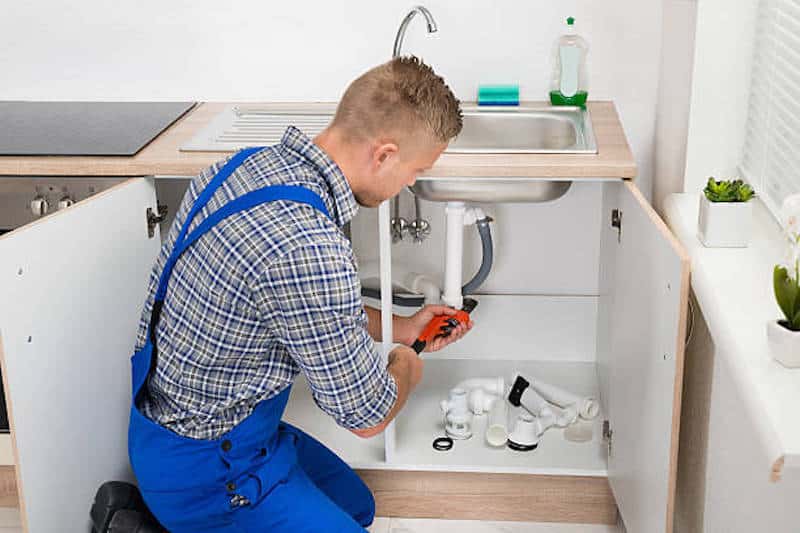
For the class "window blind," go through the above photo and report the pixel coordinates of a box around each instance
[740,0,800,215]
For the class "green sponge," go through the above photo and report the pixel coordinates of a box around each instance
[478,85,520,106]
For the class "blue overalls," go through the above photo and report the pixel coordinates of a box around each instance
[128,147,375,532]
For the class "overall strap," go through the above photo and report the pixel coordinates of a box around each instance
[178,148,263,243]
[155,146,263,301]
[144,150,331,377]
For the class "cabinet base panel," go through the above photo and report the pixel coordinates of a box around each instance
[0,466,18,508]
[356,469,618,525]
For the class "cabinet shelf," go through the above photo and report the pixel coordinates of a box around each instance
[392,358,606,476]
[283,358,606,477]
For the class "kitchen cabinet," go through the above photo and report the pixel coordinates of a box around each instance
[0,175,688,532]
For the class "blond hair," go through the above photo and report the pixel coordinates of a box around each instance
[332,56,462,144]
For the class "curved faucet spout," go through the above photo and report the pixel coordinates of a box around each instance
[393,6,438,58]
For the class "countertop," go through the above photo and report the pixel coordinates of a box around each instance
[0,102,636,179]
[664,193,800,479]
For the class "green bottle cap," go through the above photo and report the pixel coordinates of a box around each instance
[567,17,575,25]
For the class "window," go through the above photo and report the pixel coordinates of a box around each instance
[740,0,800,216]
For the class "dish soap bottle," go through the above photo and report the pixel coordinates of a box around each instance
[549,17,589,108]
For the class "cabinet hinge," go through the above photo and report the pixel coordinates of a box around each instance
[146,205,168,239]
[611,209,623,243]
[602,419,613,458]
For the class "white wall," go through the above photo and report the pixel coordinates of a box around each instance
[1,0,664,198]
[683,0,759,193]
[653,0,697,212]
[1,1,669,300]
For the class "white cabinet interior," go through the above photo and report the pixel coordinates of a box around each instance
[0,177,688,533]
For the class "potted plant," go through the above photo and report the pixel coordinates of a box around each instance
[698,177,756,247]
[768,194,800,367]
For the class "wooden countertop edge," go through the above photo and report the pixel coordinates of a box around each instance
[0,101,637,178]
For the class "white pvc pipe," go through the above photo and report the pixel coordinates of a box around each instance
[454,377,505,396]
[518,386,577,435]
[485,398,508,447]
[443,201,466,308]
[406,272,442,304]
[467,388,497,415]
[378,200,396,460]
[529,377,600,420]
[440,388,473,440]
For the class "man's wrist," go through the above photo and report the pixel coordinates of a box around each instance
[392,315,415,346]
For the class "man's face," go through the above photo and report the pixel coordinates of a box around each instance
[353,138,447,208]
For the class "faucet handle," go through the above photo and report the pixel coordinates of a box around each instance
[409,218,431,243]
[390,217,408,243]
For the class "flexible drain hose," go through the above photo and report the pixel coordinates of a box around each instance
[361,287,425,308]
[361,213,493,306]
[462,216,494,296]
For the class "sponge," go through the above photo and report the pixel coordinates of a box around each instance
[477,85,520,106]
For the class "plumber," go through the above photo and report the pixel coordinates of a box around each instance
[127,56,471,532]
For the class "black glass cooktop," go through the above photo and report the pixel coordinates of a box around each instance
[0,101,195,156]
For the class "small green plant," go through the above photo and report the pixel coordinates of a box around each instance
[774,264,800,331]
[775,194,800,331]
[703,177,756,203]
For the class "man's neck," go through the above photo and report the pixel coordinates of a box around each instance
[313,128,358,193]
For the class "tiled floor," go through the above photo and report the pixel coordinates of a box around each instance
[370,518,622,533]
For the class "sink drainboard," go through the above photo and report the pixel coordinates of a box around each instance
[181,106,334,152]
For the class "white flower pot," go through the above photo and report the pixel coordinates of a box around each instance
[697,195,753,248]
[767,319,800,368]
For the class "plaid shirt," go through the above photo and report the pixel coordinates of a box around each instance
[135,127,397,440]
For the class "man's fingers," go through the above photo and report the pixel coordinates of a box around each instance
[425,305,457,316]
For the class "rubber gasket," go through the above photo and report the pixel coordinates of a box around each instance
[432,436,454,451]
[507,440,538,452]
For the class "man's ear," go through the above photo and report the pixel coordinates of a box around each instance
[372,141,399,171]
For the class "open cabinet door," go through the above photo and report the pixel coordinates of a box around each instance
[0,178,161,532]
[597,181,689,533]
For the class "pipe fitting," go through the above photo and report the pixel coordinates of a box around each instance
[455,377,505,397]
[440,388,473,440]
[507,412,540,451]
[513,373,600,421]
[405,272,442,305]
[467,388,497,416]
[485,397,508,447]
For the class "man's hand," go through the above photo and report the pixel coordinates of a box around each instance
[396,304,473,352]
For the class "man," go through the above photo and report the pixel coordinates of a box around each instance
[127,56,470,532]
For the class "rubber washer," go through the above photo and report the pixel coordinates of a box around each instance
[507,440,538,452]
[432,436,454,451]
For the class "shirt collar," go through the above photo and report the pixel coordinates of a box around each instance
[280,126,358,227]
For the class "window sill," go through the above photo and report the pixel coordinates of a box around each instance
[664,193,799,480]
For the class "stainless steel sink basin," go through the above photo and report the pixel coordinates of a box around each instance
[410,178,572,203]
[448,106,596,154]
[408,106,592,202]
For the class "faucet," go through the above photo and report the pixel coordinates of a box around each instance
[391,5,437,243]
[393,5,438,58]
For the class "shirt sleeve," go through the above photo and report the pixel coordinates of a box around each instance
[254,240,398,430]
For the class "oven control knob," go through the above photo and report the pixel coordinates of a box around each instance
[30,196,49,217]
[57,195,75,210]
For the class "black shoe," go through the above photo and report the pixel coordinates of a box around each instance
[90,481,164,533]
[108,509,163,533]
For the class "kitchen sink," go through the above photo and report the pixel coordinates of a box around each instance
[182,104,596,156]
[182,104,593,203]
[448,106,596,154]
[409,178,572,203]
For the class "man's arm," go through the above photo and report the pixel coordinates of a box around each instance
[255,241,401,434]
[349,345,422,438]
